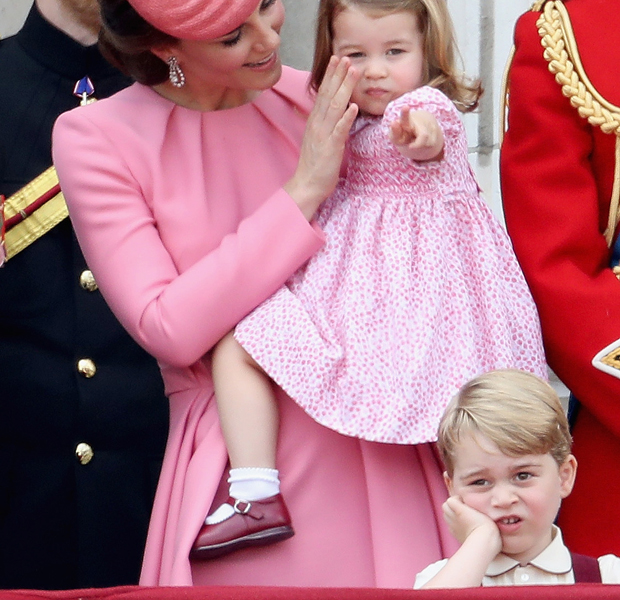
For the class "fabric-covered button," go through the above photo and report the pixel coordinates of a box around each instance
[77,358,96,378]
[79,269,98,292]
[76,443,94,465]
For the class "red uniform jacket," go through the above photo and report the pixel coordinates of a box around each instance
[501,0,620,556]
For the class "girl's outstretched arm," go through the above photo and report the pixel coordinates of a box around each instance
[389,106,444,162]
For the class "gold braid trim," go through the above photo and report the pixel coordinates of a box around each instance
[3,167,68,261]
[538,0,620,245]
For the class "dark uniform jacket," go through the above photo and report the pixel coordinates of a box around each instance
[0,6,169,590]
[501,0,620,557]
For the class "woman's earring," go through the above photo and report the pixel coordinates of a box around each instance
[167,56,186,88]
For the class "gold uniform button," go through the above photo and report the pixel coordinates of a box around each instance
[76,443,94,465]
[79,270,98,292]
[77,358,97,378]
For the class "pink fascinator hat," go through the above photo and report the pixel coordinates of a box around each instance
[127,0,259,40]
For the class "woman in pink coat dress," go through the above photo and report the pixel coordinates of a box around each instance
[52,0,456,587]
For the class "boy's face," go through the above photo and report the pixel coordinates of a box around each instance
[445,432,577,565]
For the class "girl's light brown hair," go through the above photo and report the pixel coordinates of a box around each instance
[311,0,482,113]
[438,370,572,476]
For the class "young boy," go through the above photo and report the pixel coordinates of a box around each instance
[415,369,620,588]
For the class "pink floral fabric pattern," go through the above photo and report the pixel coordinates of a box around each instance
[235,86,546,445]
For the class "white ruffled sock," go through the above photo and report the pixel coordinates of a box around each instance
[205,467,280,525]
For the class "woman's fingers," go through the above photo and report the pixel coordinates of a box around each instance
[336,102,359,139]
[313,56,359,125]
[330,58,359,113]
[304,55,358,165]
[314,56,348,112]
[285,59,359,220]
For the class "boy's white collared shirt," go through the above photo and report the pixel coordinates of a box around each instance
[414,526,620,587]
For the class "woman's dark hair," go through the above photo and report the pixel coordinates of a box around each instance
[98,0,179,85]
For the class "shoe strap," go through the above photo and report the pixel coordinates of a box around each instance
[229,497,266,520]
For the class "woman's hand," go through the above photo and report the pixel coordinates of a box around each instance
[389,107,444,162]
[285,56,360,220]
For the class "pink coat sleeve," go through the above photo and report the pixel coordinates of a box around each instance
[52,109,324,369]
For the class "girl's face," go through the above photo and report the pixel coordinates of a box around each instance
[154,0,285,110]
[331,6,425,116]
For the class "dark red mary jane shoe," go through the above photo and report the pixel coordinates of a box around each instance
[191,494,294,560]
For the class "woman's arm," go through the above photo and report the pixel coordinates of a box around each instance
[52,61,358,369]
[53,113,323,367]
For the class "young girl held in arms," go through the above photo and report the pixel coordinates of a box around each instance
[193,0,546,559]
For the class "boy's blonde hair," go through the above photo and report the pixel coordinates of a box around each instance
[310,0,482,113]
[438,369,572,476]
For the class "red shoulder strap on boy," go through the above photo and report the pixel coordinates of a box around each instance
[571,552,602,583]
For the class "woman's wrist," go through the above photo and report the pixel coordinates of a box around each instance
[284,177,325,221]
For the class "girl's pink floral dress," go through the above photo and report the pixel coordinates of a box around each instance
[236,86,546,445]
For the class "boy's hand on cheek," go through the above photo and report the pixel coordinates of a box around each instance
[443,496,501,554]
[423,496,504,588]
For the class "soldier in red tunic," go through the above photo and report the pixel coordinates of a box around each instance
[501,0,620,557]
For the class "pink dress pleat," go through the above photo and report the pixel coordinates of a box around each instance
[141,374,457,587]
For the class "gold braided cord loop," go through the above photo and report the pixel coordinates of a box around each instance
[537,2,620,134]
[537,1,620,245]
